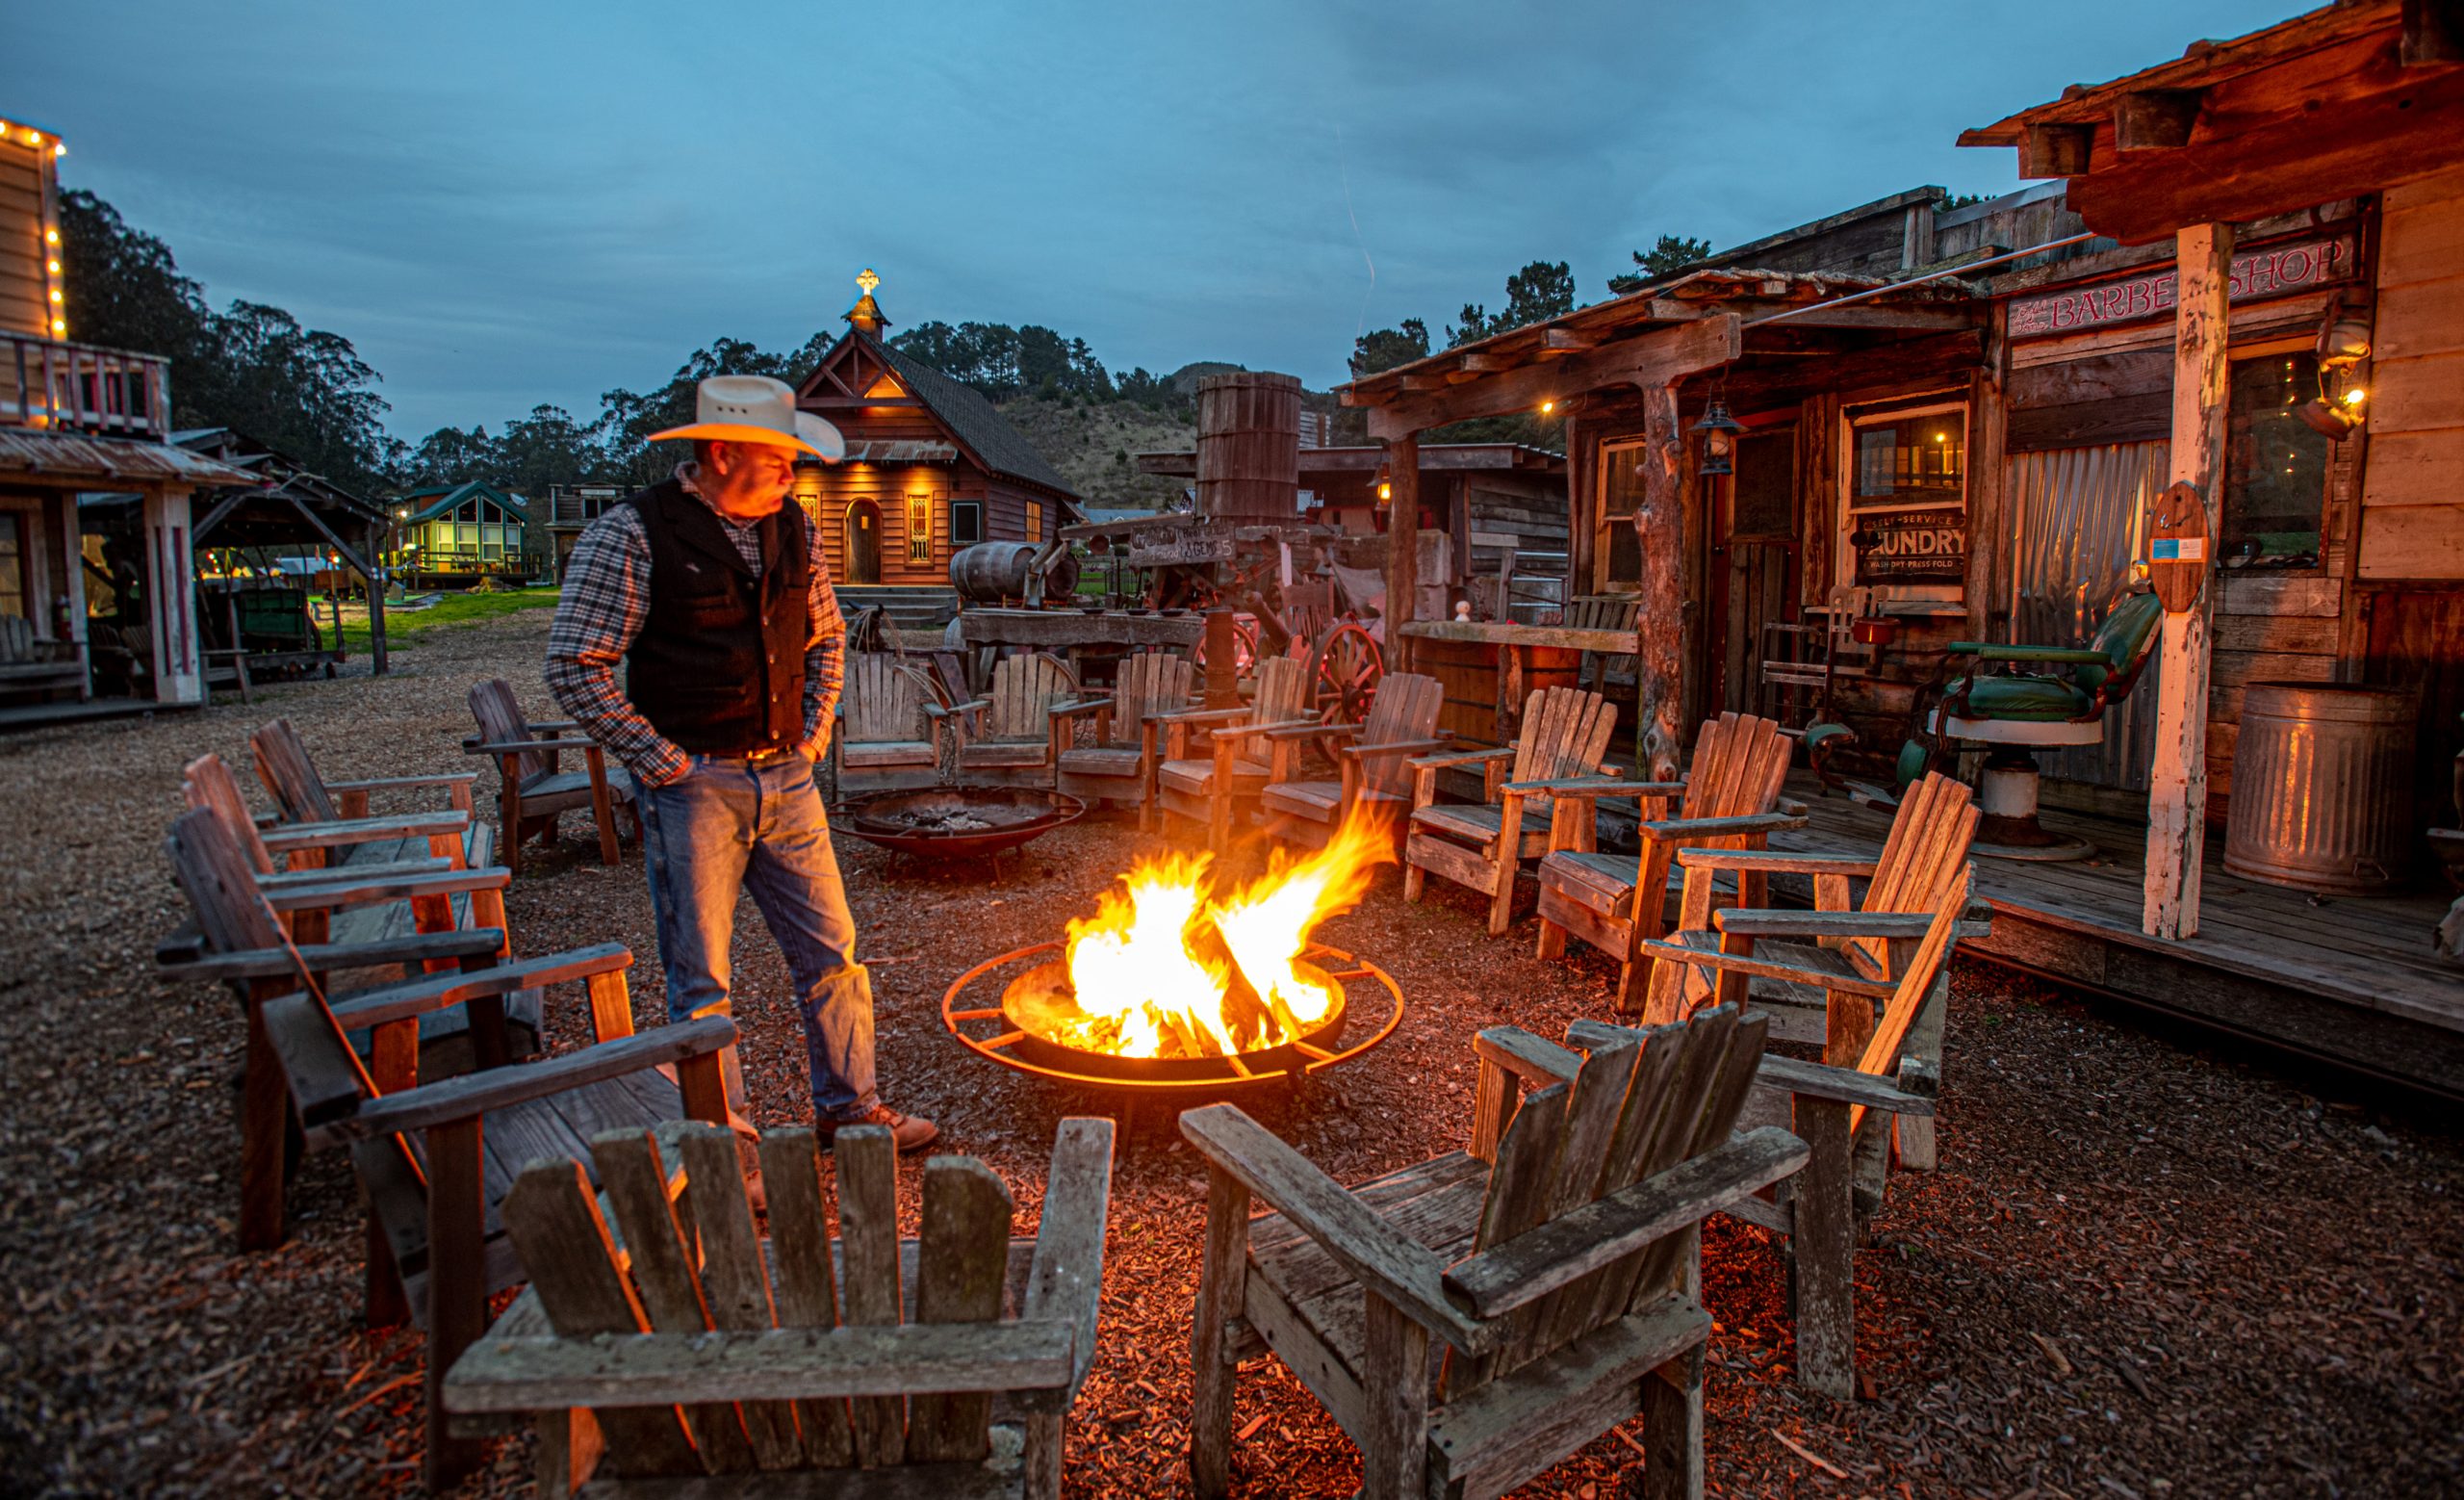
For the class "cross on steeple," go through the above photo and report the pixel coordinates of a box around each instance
[845,268,889,334]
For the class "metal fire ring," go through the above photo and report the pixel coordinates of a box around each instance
[939,940,1405,1092]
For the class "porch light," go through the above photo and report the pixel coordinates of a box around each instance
[1692,400,1743,478]
[1371,460,1394,505]
[2297,395,2359,439]
[1540,400,1555,415]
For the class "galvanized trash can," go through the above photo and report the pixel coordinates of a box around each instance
[2223,683,2419,893]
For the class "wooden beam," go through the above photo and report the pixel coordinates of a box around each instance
[2020,123,2094,177]
[2113,89,2204,150]
[1538,328,1598,352]
[1399,375,1450,392]
[1444,369,1483,384]
[1456,353,1514,373]
[1635,386,1684,781]
[1744,303,1978,333]
[1367,315,1740,441]
[1384,434,1421,672]
[2143,222,2232,942]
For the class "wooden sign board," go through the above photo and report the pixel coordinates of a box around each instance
[1126,529,1236,566]
[2008,233,2354,340]
[2146,481,2208,613]
[1852,507,1966,585]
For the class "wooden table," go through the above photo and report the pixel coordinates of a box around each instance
[958,608,1205,679]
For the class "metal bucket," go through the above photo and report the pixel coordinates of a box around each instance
[2223,683,2418,893]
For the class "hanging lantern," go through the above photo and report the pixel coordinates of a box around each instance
[1371,460,1394,506]
[1692,401,1743,478]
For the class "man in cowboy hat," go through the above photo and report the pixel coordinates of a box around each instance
[546,374,937,1158]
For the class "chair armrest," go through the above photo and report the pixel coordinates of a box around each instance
[1673,848,1877,877]
[1505,776,1676,797]
[305,1013,739,1145]
[1754,1054,1935,1116]
[923,697,989,720]
[1180,1103,1489,1354]
[464,737,602,756]
[1268,721,1359,744]
[1443,1127,1808,1320]
[1023,1118,1116,1397]
[1160,706,1251,728]
[157,926,508,982]
[326,944,631,1031]
[1945,641,2111,665]
[1635,811,1808,842]
[1710,906,1992,942]
[527,718,581,733]
[1046,696,1116,722]
[1340,737,1456,763]
[1472,1026,1584,1087]
[261,865,510,914]
[261,811,471,852]
[324,772,482,793]
[256,855,454,891]
[1408,745,1515,772]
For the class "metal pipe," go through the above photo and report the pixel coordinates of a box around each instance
[1742,231,2103,326]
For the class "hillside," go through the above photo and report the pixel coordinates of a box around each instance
[994,397,1196,510]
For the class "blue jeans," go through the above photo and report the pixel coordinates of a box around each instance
[634,753,877,1121]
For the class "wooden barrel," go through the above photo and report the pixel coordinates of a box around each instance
[948,542,1080,603]
[1195,371,1301,519]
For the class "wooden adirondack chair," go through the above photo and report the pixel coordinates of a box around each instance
[445,1118,1116,1499]
[1606,864,1988,1398]
[832,651,948,795]
[159,804,735,1489]
[1144,654,1314,847]
[1257,672,1448,851]
[1051,650,1197,807]
[935,653,1076,788]
[1184,1004,1805,1500]
[1404,685,1620,936]
[1565,594,1640,696]
[169,754,539,1075]
[464,679,636,873]
[252,716,482,871]
[1532,711,1808,1012]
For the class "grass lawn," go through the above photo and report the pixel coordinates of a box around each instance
[332,586,561,656]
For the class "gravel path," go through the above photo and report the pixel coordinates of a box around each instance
[1,609,2455,1498]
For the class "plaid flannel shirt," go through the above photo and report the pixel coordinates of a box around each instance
[545,465,845,788]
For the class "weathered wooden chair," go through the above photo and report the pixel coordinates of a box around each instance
[252,715,482,871]
[935,652,1076,789]
[1145,654,1314,847]
[160,804,735,1489]
[0,611,85,702]
[1404,685,1620,936]
[464,679,635,874]
[446,1117,1116,1499]
[1532,711,1808,1011]
[833,651,949,795]
[1565,593,1640,697]
[1257,671,1448,851]
[1184,1005,1805,1500]
[1051,650,1197,808]
[1603,863,1988,1398]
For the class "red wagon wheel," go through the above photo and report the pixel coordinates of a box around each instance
[1190,614,1260,678]
[1310,620,1384,725]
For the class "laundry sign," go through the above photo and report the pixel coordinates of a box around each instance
[1853,508,1966,584]
[2007,233,2354,338]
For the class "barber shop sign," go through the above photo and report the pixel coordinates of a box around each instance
[2007,233,2354,338]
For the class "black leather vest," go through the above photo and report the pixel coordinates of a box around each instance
[622,478,809,755]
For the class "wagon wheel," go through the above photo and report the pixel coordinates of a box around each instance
[1190,615,1260,677]
[1309,621,1384,725]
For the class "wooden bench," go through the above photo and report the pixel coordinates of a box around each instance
[446,1118,1116,1498]
[0,613,85,702]
[1184,1007,1804,1499]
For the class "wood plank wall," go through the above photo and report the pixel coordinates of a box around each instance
[0,134,50,342]
[2358,168,2464,580]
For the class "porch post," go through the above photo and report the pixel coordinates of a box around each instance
[142,484,203,706]
[52,489,90,700]
[1636,382,1685,780]
[2143,221,2232,939]
[1383,431,1420,672]
[364,518,390,676]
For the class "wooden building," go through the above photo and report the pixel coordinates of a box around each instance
[0,112,257,722]
[794,272,1081,623]
[542,482,623,581]
[1342,1,2464,1096]
[386,479,544,589]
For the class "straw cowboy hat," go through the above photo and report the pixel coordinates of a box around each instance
[649,375,845,461]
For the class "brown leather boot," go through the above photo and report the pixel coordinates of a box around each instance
[816,1103,939,1154]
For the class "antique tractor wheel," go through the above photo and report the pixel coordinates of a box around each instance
[1309,620,1383,725]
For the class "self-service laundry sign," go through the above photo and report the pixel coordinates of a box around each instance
[1854,509,1966,584]
[2007,233,2355,339]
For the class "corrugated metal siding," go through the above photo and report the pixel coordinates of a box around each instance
[2002,441,2168,789]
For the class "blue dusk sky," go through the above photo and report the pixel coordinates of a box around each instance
[7,1,2297,440]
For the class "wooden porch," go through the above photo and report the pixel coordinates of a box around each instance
[1758,783,2464,1100]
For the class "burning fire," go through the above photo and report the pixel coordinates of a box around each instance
[1045,811,1395,1059]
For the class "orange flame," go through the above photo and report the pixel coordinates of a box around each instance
[1054,810,1395,1058]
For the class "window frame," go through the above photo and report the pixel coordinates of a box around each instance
[1592,436,1651,594]
[951,500,985,546]
[1835,394,1971,604]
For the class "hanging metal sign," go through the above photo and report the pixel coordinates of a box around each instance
[2146,481,2209,613]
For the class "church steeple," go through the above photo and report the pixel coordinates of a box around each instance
[844,267,890,335]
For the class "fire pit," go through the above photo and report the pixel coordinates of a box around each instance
[837,786,1085,860]
[940,813,1405,1090]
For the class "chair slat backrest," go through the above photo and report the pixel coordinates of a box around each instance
[1508,685,1617,819]
[1232,656,1313,771]
[1845,868,1971,1138]
[166,804,292,955]
[184,753,278,875]
[468,679,548,784]
[845,653,928,745]
[1353,672,1444,797]
[252,718,339,823]
[1105,653,1195,749]
[1847,771,1980,980]
[1446,1003,1766,1400]
[981,654,1074,741]
[1672,711,1792,824]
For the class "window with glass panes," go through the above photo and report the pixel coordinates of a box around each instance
[2222,351,2330,568]
[0,514,23,619]
[907,495,933,563]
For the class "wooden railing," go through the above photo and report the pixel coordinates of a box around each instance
[0,333,173,440]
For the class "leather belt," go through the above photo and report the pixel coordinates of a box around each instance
[703,745,800,767]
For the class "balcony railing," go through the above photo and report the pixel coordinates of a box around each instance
[2,332,172,441]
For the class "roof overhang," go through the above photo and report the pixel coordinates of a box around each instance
[0,429,262,488]
[1134,443,1565,478]
[1958,0,2464,244]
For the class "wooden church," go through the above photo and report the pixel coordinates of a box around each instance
[794,271,1082,623]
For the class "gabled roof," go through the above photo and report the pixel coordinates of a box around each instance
[398,479,528,525]
[803,329,1080,504]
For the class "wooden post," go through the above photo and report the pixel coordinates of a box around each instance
[2143,222,2232,940]
[1202,607,1238,709]
[1789,1095,1856,1401]
[1636,385,1685,780]
[364,520,389,676]
[1383,432,1420,673]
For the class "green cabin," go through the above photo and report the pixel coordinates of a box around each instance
[385,480,543,588]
